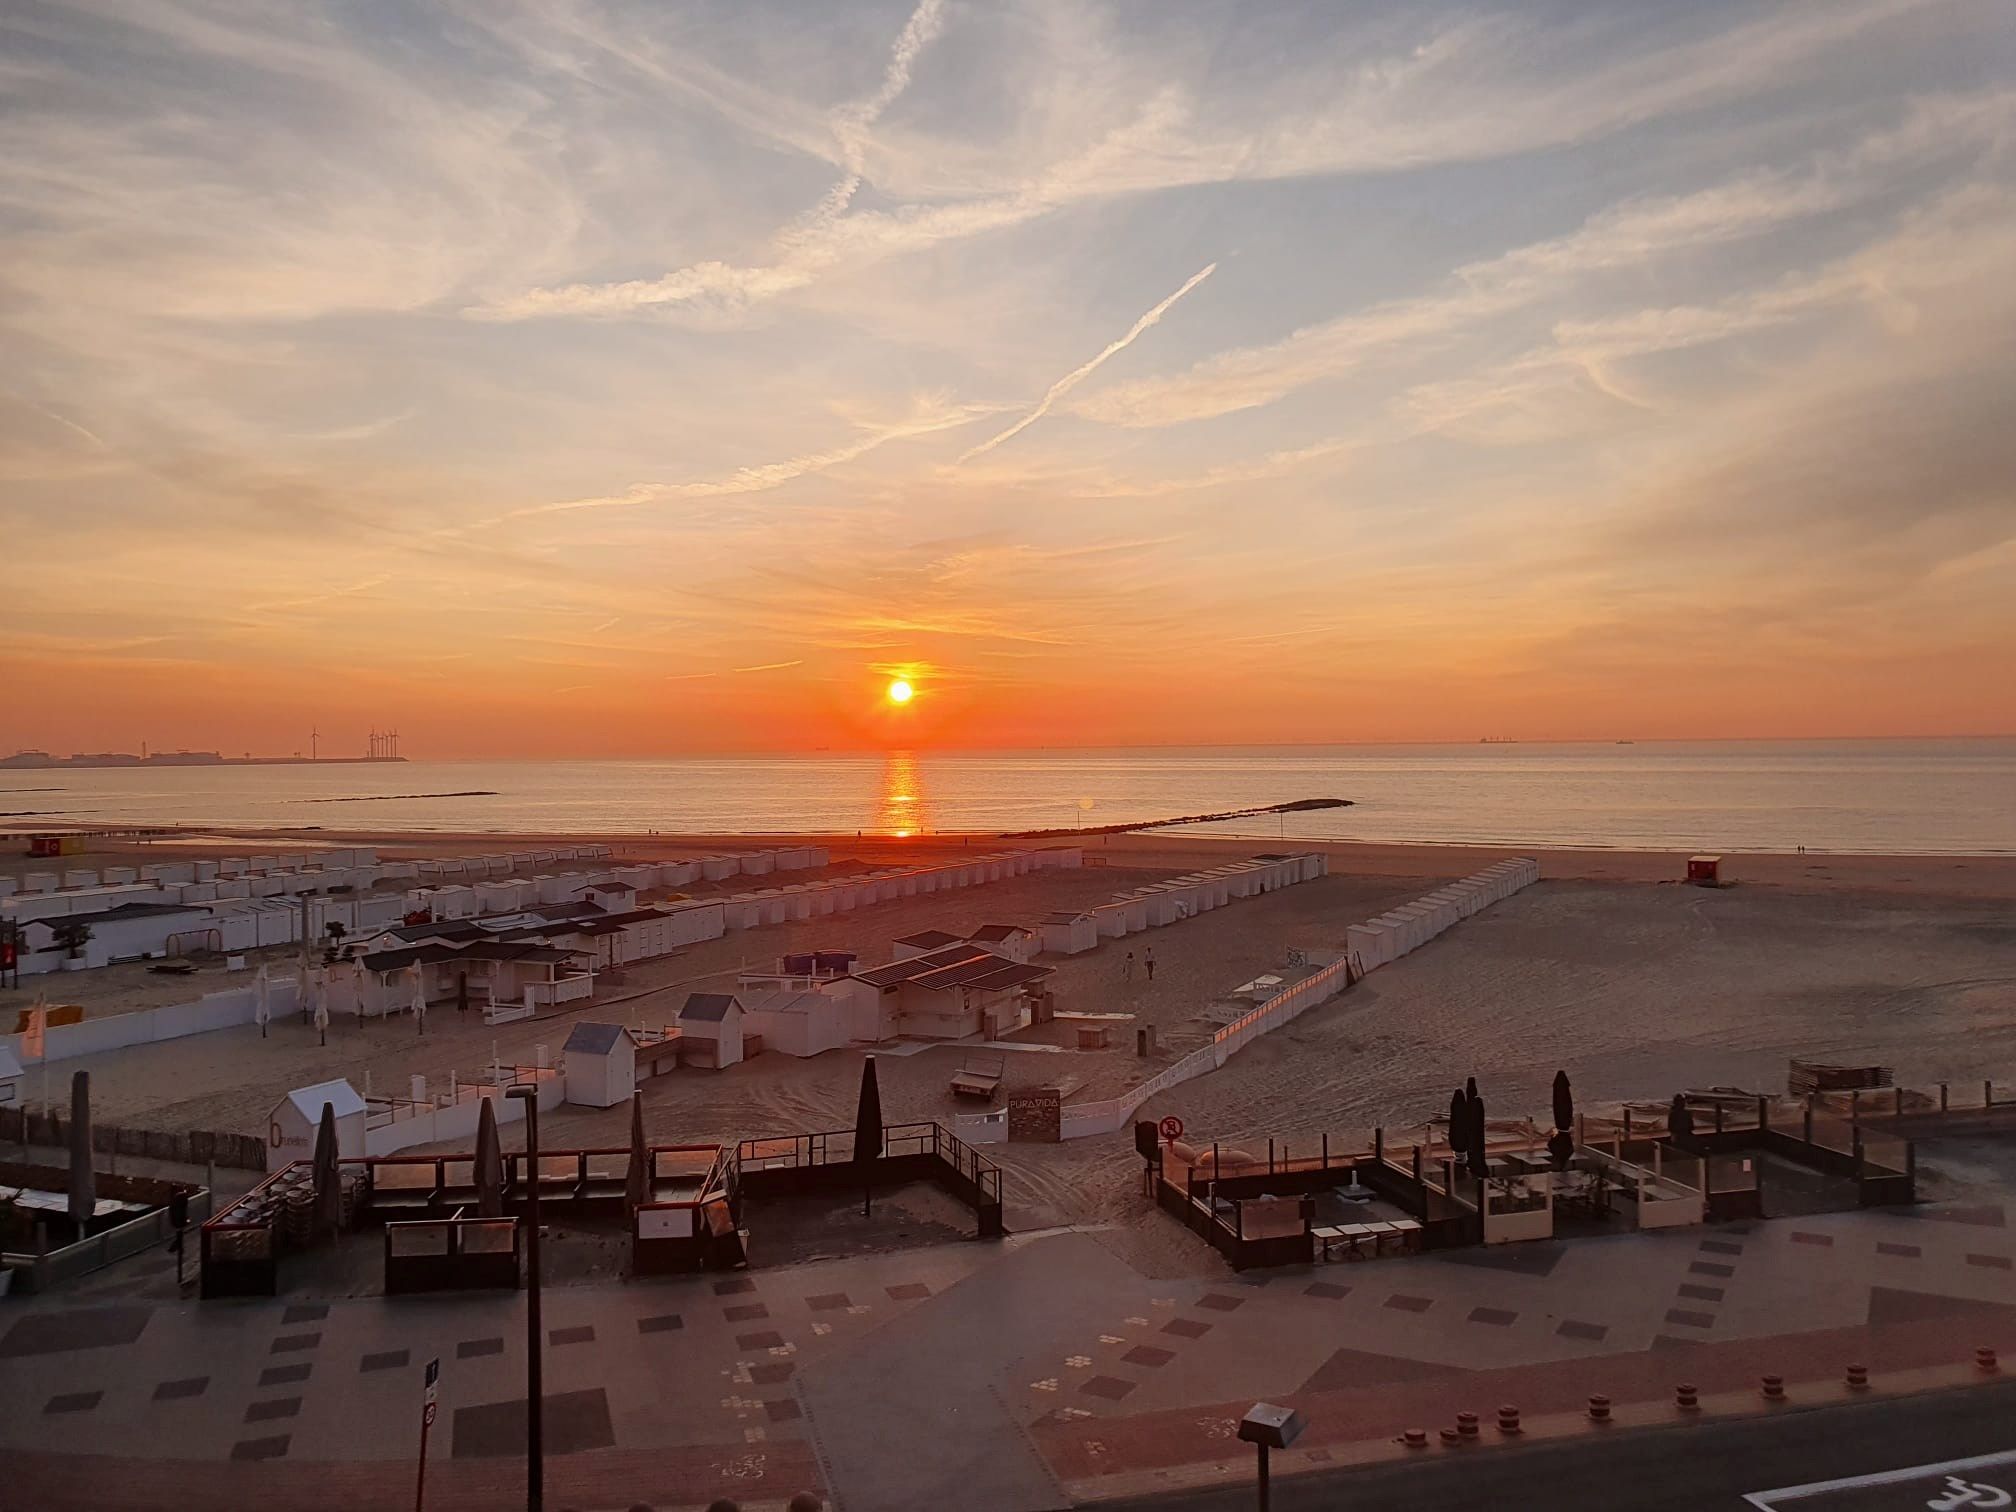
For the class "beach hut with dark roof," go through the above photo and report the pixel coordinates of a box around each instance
[677,992,746,1069]
[892,928,966,960]
[967,923,1037,964]
[563,1021,637,1107]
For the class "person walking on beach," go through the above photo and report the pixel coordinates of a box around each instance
[1144,947,1155,982]
[1123,950,1135,984]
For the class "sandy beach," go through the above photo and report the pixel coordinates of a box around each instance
[8,826,2014,1275]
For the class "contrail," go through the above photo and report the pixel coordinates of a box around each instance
[961,262,1218,461]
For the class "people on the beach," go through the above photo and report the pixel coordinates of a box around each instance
[1124,950,1134,983]
[1145,947,1155,982]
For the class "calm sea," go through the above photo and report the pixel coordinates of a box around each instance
[2,741,2010,854]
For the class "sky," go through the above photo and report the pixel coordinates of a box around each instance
[2,0,2013,757]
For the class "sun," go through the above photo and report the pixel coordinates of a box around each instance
[886,678,914,705]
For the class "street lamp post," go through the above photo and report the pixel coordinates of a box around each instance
[507,1084,544,1512]
[1238,1403,1306,1512]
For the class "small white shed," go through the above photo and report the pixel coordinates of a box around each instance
[562,1021,637,1108]
[676,993,746,1069]
[269,1078,368,1165]
[0,1044,23,1106]
[1039,911,1099,956]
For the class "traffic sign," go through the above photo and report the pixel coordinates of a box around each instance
[1158,1115,1185,1142]
[423,1356,439,1406]
[423,1402,437,1428]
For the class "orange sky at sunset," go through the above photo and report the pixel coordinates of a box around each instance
[4,1,2013,757]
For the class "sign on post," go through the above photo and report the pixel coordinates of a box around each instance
[416,1357,441,1512]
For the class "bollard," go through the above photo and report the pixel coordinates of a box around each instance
[1587,1394,1612,1423]
[1439,1428,1460,1445]
[1497,1404,1522,1436]
[1845,1363,1869,1391]
[1761,1374,1786,1401]
[1977,1346,1999,1373]
[1674,1382,1699,1412]
[1456,1411,1479,1441]
[1401,1428,1429,1450]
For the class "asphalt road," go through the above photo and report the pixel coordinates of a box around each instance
[1105,1381,2016,1511]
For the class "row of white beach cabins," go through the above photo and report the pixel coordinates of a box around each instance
[1344,858,1539,970]
[0,845,833,976]
[1037,852,1330,954]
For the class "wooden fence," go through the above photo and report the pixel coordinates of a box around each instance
[0,1104,266,1171]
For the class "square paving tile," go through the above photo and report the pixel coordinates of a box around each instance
[1161,1318,1211,1340]
[154,1377,209,1401]
[737,1331,786,1351]
[230,1435,290,1462]
[724,1304,769,1323]
[886,1283,931,1301]
[1876,1242,1922,1258]
[713,1278,757,1296]
[749,1363,795,1385]
[1305,1282,1350,1300]
[270,1333,320,1354]
[1664,1309,1716,1330]
[361,1350,410,1373]
[1195,1293,1245,1312]
[637,1314,683,1335]
[0,1306,151,1359]
[806,1293,851,1312]
[1677,1283,1725,1303]
[1790,1231,1834,1247]
[260,1364,312,1387]
[1122,1345,1175,1368]
[765,1397,803,1422]
[245,1397,302,1424]
[1557,1320,1608,1342]
[1081,1375,1137,1400]
[452,1389,614,1459]
[457,1337,504,1360]
[1966,1254,2013,1270]
[1384,1295,1433,1313]
[1467,1307,1517,1327]
[1699,1239,1744,1256]
[44,1391,102,1414]
[281,1304,329,1325]
[1690,1261,1736,1278]
[549,1326,595,1347]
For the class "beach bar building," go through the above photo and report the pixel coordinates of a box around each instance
[849,945,1053,1040]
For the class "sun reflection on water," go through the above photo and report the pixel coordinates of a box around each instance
[877,750,931,836]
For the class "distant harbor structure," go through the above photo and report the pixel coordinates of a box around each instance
[3,729,407,770]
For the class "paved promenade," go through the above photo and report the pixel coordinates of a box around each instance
[1,1192,2011,1510]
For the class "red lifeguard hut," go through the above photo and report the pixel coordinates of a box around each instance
[1687,855,1723,887]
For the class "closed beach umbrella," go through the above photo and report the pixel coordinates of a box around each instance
[311,969,330,1045]
[853,1055,883,1163]
[254,963,271,1038]
[1467,1093,1489,1180]
[313,1100,342,1237]
[410,963,426,1034]
[624,1091,649,1214]
[1668,1094,1695,1144]
[474,1095,505,1218]
[1552,1070,1574,1133]
[1448,1087,1468,1153]
[67,1070,95,1229]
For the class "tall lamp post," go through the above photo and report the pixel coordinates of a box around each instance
[506,1083,544,1512]
[1238,1403,1306,1512]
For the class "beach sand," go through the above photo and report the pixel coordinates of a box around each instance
[8,827,2014,1276]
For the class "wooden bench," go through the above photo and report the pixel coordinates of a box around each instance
[949,1054,1005,1100]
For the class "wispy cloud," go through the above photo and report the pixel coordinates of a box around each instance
[960,262,1217,460]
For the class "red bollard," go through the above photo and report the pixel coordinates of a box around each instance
[1456,1411,1479,1441]
[1977,1346,1999,1373]
[1845,1363,1869,1391]
[1674,1382,1699,1412]
[1761,1374,1786,1401]
[1439,1427,1460,1445]
[1587,1394,1612,1423]
[1497,1404,1523,1436]
[1401,1428,1429,1449]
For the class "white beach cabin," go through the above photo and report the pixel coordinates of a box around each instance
[562,1022,637,1108]
[0,1044,22,1106]
[676,993,746,1069]
[270,1078,368,1164]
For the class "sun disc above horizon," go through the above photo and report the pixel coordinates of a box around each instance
[887,678,913,705]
